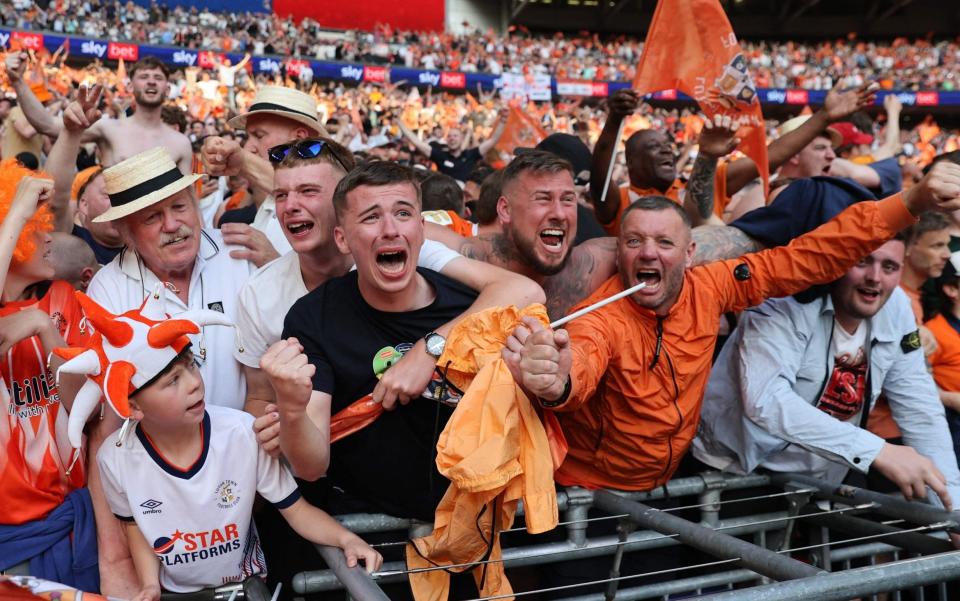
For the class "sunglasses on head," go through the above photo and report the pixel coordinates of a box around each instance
[267,138,349,172]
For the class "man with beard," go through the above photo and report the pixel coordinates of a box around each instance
[5,54,192,173]
[693,237,960,525]
[506,160,960,493]
[428,146,758,321]
[429,150,618,320]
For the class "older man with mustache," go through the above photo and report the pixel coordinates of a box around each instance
[86,146,252,411]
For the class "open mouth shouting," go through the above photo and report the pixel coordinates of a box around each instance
[285,219,315,238]
[376,248,408,276]
[539,227,567,254]
[635,268,662,291]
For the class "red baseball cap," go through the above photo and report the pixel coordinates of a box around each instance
[828,122,874,147]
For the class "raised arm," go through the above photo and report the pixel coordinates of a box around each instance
[396,115,433,157]
[590,89,640,225]
[708,160,960,314]
[201,136,274,195]
[46,85,103,233]
[873,94,903,161]
[684,115,740,227]
[724,82,878,194]
[262,337,332,481]
[4,52,62,138]
[0,177,53,294]
[477,108,509,156]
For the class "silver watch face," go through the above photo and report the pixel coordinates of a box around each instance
[426,334,445,356]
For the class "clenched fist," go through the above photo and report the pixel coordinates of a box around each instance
[260,338,315,417]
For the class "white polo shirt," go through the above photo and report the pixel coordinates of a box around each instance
[234,241,462,368]
[87,229,253,410]
[97,406,300,593]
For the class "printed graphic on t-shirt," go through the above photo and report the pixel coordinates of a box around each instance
[816,347,867,419]
[371,343,462,406]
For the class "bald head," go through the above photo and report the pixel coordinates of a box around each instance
[49,232,100,291]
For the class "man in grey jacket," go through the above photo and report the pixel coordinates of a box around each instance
[694,237,960,514]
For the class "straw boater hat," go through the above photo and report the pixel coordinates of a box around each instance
[778,115,843,148]
[228,85,328,136]
[94,147,202,223]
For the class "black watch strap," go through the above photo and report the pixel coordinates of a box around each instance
[537,377,572,409]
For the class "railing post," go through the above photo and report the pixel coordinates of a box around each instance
[593,490,825,582]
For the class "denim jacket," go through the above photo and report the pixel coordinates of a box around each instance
[694,287,960,507]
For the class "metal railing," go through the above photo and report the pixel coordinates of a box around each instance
[296,471,960,600]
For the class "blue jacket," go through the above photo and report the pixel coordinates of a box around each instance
[0,488,99,592]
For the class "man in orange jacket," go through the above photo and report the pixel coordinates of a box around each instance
[505,160,960,492]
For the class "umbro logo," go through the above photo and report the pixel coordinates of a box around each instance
[141,499,163,514]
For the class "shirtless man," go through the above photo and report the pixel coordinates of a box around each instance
[5,53,192,173]
[429,147,758,320]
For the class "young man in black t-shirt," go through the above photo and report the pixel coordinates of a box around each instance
[398,112,508,182]
[262,161,481,519]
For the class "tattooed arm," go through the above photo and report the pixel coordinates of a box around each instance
[692,226,764,265]
[543,238,618,320]
[684,152,720,227]
[685,115,742,227]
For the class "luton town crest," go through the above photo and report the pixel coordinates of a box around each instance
[712,54,757,109]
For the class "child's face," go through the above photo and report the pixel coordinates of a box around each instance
[131,356,206,428]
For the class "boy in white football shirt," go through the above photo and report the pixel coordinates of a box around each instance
[54,289,380,600]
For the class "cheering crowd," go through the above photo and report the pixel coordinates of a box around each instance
[3,1,960,88]
[4,19,960,601]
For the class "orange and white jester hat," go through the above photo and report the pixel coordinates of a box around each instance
[53,285,233,449]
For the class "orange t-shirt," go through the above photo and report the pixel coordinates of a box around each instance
[1,281,89,525]
[422,210,477,238]
[926,313,960,393]
[900,284,923,323]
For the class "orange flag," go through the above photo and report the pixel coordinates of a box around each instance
[495,105,547,156]
[117,57,128,96]
[633,0,769,192]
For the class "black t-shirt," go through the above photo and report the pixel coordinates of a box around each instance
[71,224,122,265]
[282,267,478,520]
[429,142,483,182]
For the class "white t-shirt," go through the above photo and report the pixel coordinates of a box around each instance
[771,318,870,479]
[234,241,462,367]
[87,229,252,410]
[196,79,221,102]
[97,406,299,593]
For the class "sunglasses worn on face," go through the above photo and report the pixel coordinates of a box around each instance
[267,138,349,172]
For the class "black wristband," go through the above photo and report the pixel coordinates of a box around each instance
[538,377,572,409]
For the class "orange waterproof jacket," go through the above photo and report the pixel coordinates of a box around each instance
[406,305,564,601]
[554,193,916,491]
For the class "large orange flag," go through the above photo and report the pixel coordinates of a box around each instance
[633,0,768,192]
[495,105,547,156]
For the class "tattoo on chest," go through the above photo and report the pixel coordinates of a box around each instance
[543,247,606,321]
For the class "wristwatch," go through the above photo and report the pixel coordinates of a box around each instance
[424,331,446,357]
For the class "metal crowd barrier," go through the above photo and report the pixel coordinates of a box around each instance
[296,472,960,600]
